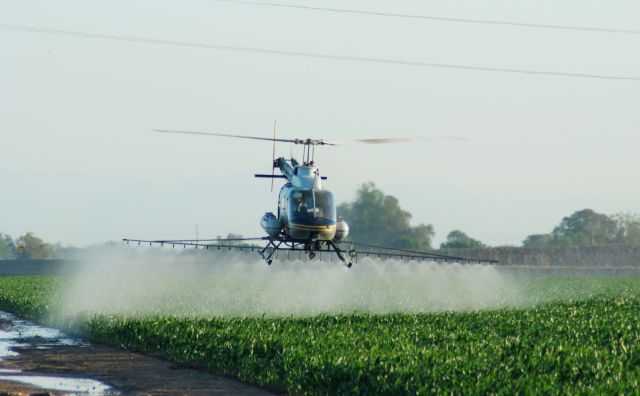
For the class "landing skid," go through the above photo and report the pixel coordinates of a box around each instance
[326,240,354,268]
[258,238,282,265]
[258,238,355,268]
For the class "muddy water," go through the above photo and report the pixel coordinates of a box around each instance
[0,310,118,394]
[0,310,275,395]
[0,311,82,354]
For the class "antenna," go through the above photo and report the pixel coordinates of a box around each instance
[271,120,277,192]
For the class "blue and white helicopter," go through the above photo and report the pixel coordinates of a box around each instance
[124,125,496,267]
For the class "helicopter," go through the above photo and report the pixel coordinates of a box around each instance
[123,124,497,267]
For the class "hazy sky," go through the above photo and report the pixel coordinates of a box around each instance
[2,0,639,247]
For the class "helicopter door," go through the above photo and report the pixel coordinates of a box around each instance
[278,187,288,220]
[289,190,314,221]
[313,190,336,222]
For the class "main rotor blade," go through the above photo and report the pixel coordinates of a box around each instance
[324,136,469,145]
[152,129,467,146]
[152,129,300,144]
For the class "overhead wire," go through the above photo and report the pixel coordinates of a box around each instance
[215,0,640,35]
[2,24,639,81]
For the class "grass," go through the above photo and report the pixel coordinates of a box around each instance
[0,275,638,394]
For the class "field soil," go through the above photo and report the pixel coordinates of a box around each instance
[0,316,276,395]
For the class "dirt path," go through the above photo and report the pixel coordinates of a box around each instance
[1,344,278,395]
[0,312,278,395]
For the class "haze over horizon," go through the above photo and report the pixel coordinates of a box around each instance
[2,0,639,248]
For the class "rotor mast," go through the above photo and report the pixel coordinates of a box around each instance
[274,141,325,189]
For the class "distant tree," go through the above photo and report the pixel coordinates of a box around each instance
[522,209,619,247]
[0,233,16,259]
[79,241,122,256]
[222,233,244,247]
[337,182,434,249]
[522,233,554,247]
[440,230,486,249]
[551,209,617,246]
[52,242,84,259]
[612,212,640,244]
[214,233,260,248]
[15,232,53,260]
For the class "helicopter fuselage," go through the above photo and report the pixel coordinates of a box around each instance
[259,160,348,242]
[278,183,337,241]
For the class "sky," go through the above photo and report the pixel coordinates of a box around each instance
[1,0,639,247]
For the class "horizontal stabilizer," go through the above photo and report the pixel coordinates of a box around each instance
[254,174,287,179]
[254,174,327,180]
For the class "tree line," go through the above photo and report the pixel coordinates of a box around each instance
[0,232,55,260]
[522,209,640,248]
[337,182,640,250]
[2,183,639,259]
[337,182,485,250]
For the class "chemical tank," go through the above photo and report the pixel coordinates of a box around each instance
[334,218,349,241]
[260,212,282,237]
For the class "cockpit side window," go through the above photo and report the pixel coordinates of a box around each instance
[278,187,289,220]
[314,190,336,221]
[290,190,313,215]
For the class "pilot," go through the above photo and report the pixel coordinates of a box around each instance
[293,192,307,213]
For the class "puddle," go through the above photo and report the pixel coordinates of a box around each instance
[0,311,82,348]
[0,311,84,360]
[0,368,21,373]
[0,375,115,394]
[0,343,19,358]
[0,311,118,394]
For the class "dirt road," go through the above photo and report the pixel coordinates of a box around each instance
[0,311,278,395]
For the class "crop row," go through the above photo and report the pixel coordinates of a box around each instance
[0,276,639,394]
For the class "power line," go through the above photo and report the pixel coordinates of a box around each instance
[2,24,639,82]
[215,0,640,35]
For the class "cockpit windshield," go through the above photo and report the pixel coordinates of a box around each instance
[288,189,336,222]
